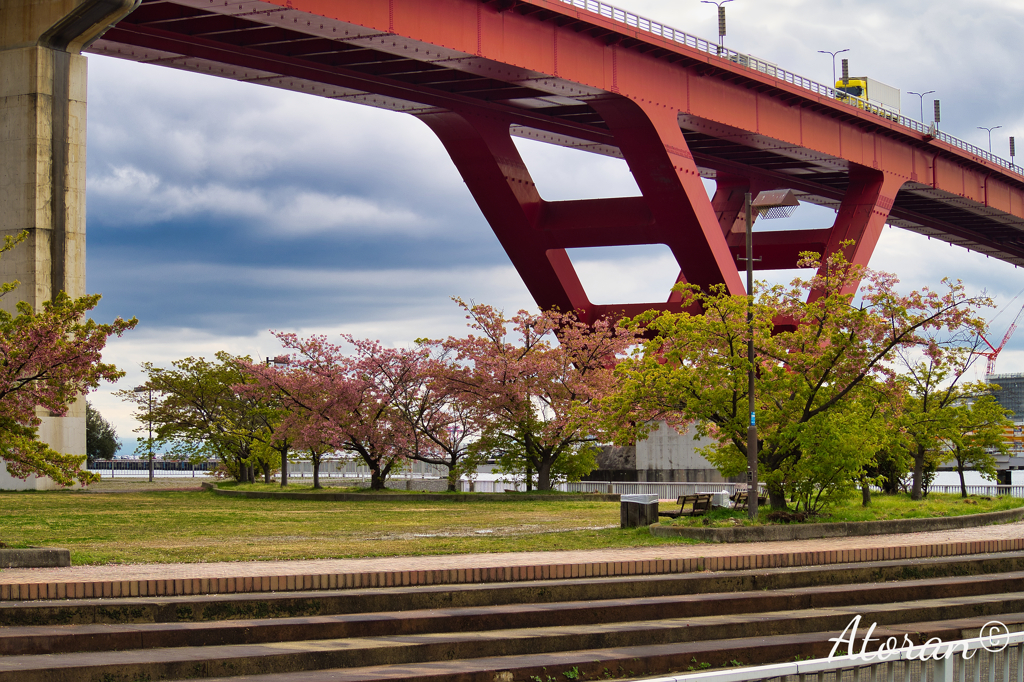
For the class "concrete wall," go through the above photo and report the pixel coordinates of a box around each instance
[636,421,715,467]
[634,421,735,483]
[0,0,136,490]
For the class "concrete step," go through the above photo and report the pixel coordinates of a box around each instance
[1,587,1023,681]
[173,615,1024,682]
[2,570,1023,656]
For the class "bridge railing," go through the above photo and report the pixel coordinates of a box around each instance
[558,0,1019,175]
[636,629,1024,682]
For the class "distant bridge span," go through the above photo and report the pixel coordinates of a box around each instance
[48,1,1024,320]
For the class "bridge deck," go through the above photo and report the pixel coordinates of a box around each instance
[88,0,1024,315]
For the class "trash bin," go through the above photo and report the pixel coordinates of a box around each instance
[620,494,659,528]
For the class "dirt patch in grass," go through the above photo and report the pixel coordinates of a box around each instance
[81,479,208,493]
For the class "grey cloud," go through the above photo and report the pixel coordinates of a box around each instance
[80,0,1024,427]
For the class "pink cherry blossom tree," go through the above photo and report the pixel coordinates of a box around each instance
[0,233,137,486]
[429,300,637,491]
[241,333,423,490]
[387,347,485,491]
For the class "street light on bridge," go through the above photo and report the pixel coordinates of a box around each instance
[978,126,1002,154]
[817,48,849,94]
[907,90,935,125]
[701,0,733,54]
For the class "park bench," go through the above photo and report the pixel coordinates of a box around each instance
[658,493,713,519]
[731,490,768,509]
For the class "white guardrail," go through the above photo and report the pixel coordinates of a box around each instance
[556,0,1019,173]
[636,628,1024,682]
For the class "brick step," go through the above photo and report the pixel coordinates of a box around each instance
[9,539,1024,604]
[1,589,1022,682]
[3,552,1023,628]
[2,571,1023,657]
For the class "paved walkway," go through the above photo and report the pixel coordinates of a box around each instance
[2,521,1023,602]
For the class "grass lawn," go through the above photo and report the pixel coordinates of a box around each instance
[0,482,1019,565]
[662,491,1024,527]
[0,482,670,565]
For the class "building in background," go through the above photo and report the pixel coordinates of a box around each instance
[588,422,739,483]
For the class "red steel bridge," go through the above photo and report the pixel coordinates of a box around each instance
[89,0,1024,322]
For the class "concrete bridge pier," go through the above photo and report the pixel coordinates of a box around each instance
[0,0,137,488]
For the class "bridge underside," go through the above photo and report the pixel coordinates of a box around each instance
[85,0,1024,320]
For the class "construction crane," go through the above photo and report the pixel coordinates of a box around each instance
[981,298,1024,377]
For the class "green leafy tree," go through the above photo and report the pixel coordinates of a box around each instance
[601,250,987,510]
[938,395,1012,497]
[118,353,283,483]
[892,314,993,500]
[85,401,121,465]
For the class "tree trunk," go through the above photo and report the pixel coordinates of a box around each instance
[525,465,533,491]
[446,469,458,492]
[279,442,289,487]
[262,461,272,484]
[537,459,553,491]
[767,485,787,510]
[313,458,321,489]
[369,466,385,490]
[958,462,967,498]
[861,478,872,506]
[910,445,926,501]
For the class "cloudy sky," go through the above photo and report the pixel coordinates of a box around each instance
[82,0,1024,443]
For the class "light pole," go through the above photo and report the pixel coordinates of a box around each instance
[265,355,291,487]
[701,0,733,54]
[817,49,849,94]
[978,126,1002,154]
[133,385,155,482]
[907,90,935,124]
[739,189,800,519]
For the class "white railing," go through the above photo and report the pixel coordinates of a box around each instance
[923,484,1024,498]
[459,479,1024,499]
[555,0,1019,174]
[87,468,215,478]
[458,479,757,498]
[639,629,1024,682]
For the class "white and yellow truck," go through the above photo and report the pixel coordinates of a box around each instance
[835,77,901,117]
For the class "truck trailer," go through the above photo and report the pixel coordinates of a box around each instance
[835,77,901,115]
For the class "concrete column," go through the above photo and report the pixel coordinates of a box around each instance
[0,0,137,489]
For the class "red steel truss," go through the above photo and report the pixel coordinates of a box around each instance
[89,0,1024,321]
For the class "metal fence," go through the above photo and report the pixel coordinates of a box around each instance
[638,629,1024,682]
[556,0,1019,174]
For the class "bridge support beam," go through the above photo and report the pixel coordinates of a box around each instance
[0,0,137,489]
[820,166,906,276]
[421,96,752,322]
